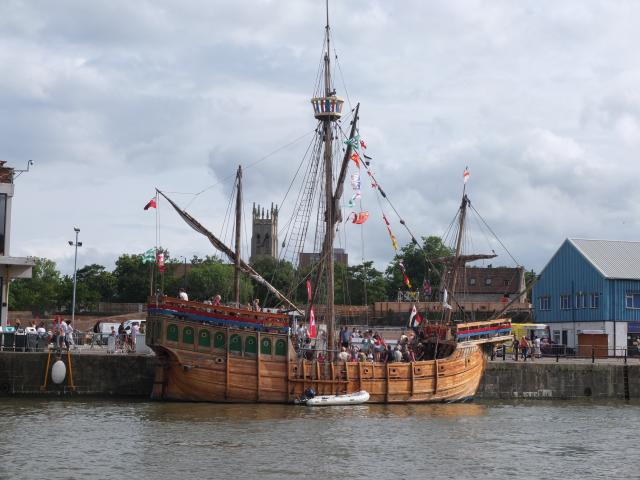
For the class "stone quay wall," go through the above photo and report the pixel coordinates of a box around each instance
[0,352,157,397]
[478,361,639,400]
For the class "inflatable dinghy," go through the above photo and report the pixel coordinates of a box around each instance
[305,390,370,406]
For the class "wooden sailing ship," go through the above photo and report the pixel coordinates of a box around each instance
[146,3,513,403]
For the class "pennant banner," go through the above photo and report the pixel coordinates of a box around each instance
[399,261,412,289]
[386,225,398,251]
[351,211,369,225]
[350,172,361,190]
[463,167,470,184]
[306,279,312,302]
[350,152,360,168]
[142,248,155,263]
[360,139,367,150]
[343,135,360,150]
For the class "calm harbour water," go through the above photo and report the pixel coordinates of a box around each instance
[0,398,637,480]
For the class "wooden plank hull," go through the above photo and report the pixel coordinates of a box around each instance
[147,314,486,404]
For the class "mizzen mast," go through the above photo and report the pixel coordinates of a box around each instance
[444,191,469,323]
[233,165,242,307]
[311,0,344,359]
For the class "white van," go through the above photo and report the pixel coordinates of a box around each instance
[123,319,145,333]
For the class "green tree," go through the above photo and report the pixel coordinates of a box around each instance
[113,254,151,302]
[347,261,389,304]
[180,260,252,304]
[57,264,116,312]
[385,236,452,298]
[524,269,537,302]
[251,256,296,307]
[9,257,63,314]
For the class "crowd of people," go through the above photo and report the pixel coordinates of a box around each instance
[180,289,263,312]
[293,325,424,363]
[2,317,77,351]
[508,335,543,361]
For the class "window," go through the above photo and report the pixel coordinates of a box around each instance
[560,295,570,310]
[485,277,492,286]
[469,278,476,286]
[590,293,600,309]
[626,293,640,309]
[576,294,585,309]
[538,296,551,311]
[504,280,509,286]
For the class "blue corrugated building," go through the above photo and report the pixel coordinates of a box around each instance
[533,238,640,354]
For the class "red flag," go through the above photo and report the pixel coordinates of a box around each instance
[144,198,157,210]
[306,280,312,302]
[309,307,317,339]
[156,251,165,273]
[360,139,367,150]
[463,167,470,184]
[350,152,360,168]
[423,278,432,295]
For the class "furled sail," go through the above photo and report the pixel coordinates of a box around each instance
[157,190,303,315]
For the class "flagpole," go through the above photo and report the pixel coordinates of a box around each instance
[155,189,160,297]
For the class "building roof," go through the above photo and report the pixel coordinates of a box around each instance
[569,239,640,280]
[453,266,524,295]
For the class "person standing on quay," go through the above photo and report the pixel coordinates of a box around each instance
[512,336,519,361]
[520,336,529,361]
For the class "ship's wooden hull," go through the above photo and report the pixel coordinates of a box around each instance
[146,313,487,403]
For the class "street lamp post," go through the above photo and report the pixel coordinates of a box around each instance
[68,227,82,330]
[181,256,187,289]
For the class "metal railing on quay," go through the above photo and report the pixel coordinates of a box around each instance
[492,343,636,364]
[0,331,149,354]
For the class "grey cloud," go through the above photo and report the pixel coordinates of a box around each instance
[2,0,640,276]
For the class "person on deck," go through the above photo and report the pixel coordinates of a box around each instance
[213,295,221,306]
[340,327,350,348]
[349,328,359,343]
[252,298,260,311]
[373,333,386,361]
[178,288,189,301]
[393,345,403,362]
[337,347,350,362]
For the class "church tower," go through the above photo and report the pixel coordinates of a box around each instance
[250,203,278,262]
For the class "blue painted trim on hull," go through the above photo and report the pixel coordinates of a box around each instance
[456,328,512,340]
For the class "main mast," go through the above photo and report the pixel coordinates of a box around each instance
[311,1,344,359]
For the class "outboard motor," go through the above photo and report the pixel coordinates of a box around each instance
[304,387,316,399]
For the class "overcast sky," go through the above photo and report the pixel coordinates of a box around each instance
[2,0,639,276]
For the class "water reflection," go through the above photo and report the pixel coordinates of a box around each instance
[135,401,488,423]
[0,398,638,480]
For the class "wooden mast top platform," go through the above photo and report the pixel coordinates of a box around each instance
[311,95,344,120]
